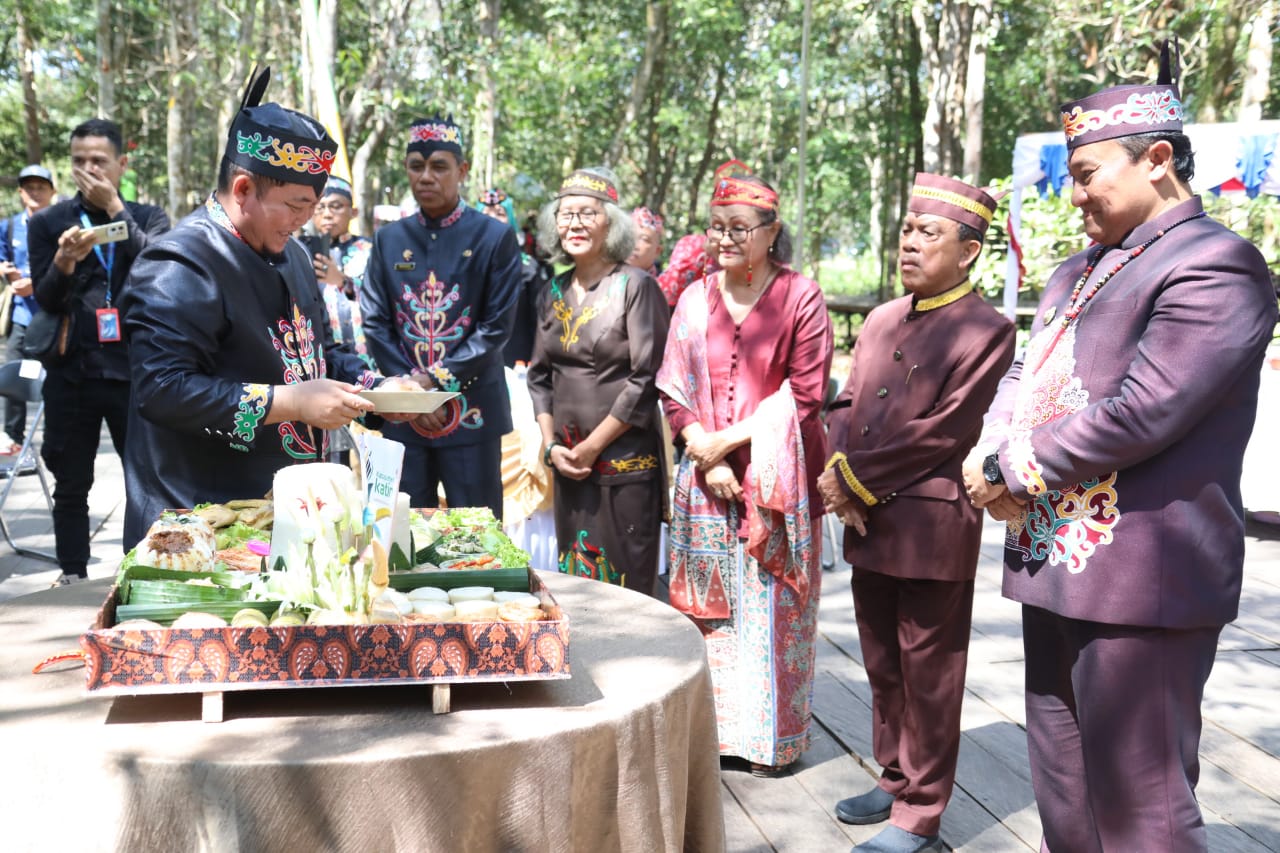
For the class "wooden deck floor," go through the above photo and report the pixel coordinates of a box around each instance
[1,424,1277,851]
[719,518,1280,852]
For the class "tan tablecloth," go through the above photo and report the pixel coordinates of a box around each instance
[0,573,725,853]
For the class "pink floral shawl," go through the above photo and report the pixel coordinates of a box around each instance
[657,279,815,618]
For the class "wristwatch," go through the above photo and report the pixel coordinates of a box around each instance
[982,453,1004,486]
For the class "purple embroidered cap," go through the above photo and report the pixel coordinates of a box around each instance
[1060,40,1183,151]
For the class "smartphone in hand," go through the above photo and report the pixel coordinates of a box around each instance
[86,222,128,244]
[300,233,331,259]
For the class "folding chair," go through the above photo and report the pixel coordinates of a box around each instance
[0,360,57,561]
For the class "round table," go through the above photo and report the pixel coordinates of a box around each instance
[0,572,725,853]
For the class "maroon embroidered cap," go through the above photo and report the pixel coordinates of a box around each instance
[1060,40,1184,150]
[908,173,998,235]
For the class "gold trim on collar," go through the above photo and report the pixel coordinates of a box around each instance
[914,281,974,313]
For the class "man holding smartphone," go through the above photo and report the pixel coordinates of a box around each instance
[0,164,57,454]
[309,176,375,370]
[26,118,169,585]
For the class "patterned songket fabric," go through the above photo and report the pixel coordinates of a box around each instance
[658,272,833,767]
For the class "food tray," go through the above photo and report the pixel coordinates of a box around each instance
[79,568,569,720]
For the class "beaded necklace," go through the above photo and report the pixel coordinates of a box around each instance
[1031,211,1205,373]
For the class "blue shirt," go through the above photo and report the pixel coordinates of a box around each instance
[0,211,37,326]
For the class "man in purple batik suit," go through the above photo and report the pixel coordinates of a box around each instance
[964,42,1278,853]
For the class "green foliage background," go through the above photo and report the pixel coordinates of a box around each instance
[1,0,1277,305]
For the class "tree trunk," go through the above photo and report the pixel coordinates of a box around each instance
[97,0,116,117]
[606,1,667,169]
[684,66,725,232]
[472,0,500,190]
[912,0,973,175]
[866,146,883,292]
[1240,0,1273,122]
[653,142,677,214]
[216,0,258,150]
[352,112,392,236]
[165,0,200,220]
[300,0,352,179]
[342,0,414,232]
[794,0,812,272]
[639,6,670,206]
[962,0,996,183]
[881,8,924,299]
[14,0,42,163]
[1197,9,1247,123]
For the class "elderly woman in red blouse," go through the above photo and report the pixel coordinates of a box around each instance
[657,165,833,776]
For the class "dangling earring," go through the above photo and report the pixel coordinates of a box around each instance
[747,261,754,286]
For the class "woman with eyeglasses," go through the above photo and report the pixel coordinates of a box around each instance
[526,167,670,596]
[657,164,833,776]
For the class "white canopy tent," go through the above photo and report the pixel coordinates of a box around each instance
[1002,120,1280,317]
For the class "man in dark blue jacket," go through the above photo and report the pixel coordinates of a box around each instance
[360,115,522,519]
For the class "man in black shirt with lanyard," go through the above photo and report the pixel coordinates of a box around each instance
[27,118,169,584]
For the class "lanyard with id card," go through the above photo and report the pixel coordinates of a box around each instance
[81,212,122,342]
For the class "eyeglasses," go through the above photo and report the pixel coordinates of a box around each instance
[705,224,765,244]
[557,209,602,226]
[315,201,350,213]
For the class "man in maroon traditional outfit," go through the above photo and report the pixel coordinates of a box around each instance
[963,43,1277,852]
[820,174,1015,853]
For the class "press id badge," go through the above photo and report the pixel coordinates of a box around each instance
[96,307,122,342]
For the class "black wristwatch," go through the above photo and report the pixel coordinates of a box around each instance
[982,453,1004,485]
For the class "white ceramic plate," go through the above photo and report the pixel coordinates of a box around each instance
[357,389,459,413]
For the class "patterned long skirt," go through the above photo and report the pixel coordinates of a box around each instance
[694,519,823,767]
[553,474,664,597]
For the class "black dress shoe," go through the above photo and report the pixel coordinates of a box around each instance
[835,785,895,825]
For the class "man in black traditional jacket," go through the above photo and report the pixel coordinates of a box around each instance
[120,68,411,548]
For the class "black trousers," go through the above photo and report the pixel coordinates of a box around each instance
[4,322,27,443]
[400,438,504,522]
[40,373,129,577]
